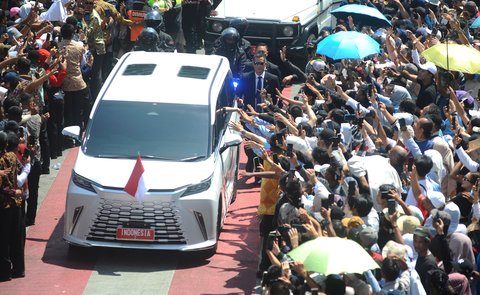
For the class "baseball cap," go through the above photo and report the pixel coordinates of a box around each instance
[415,27,430,42]
[341,216,364,230]
[3,71,20,84]
[311,59,326,72]
[382,240,407,261]
[358,226,378,248]
[418,61,437,75]
[10,7,20,18]
[413,226,431,242]
[426,191,446,209]
[397,215,421,234]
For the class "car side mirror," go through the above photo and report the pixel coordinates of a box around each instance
[62,126,81,142]
[219,133,242,154]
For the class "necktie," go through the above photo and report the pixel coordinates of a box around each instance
[256,76,262,111]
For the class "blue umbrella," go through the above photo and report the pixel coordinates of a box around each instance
[316,31,380,60]
[332,4,392,28]
[471,16,480,29]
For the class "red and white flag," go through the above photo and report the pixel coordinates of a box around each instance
[124,154,148,202]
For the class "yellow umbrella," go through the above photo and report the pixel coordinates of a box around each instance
[421,44,480,74]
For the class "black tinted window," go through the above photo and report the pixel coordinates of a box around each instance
[84,101,210,161]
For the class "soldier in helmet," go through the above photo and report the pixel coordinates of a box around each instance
[206,17,252,58]
[133,27,162,52]
[144,10,176,52]
[212,27,248,78]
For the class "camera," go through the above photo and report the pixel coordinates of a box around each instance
[266,230,280,251]
[331,135,340,149]
[381,190,391,199]
[322,193,335,208]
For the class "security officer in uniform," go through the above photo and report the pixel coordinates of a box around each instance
[181,0,210,53]
[144,10,175,52]
[212,27,248,78]
[133,27,162,52]
[206,17,252,59]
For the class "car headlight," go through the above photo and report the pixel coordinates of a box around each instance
[211,21,223,33]
[283,26,294,37]
[182,178,212,197]
[72,171,96,193]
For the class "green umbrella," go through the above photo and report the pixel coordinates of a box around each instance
[421,43,480,74]
[288,237,379,275]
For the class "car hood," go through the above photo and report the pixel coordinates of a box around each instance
[73,151,215,190]
[218,0,317,22]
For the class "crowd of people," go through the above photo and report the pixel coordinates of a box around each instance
[0,0,223,283]
[220,1,480,295]
[1,0,480,294]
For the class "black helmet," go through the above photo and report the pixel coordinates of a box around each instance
[229,17,248,36]
[135,27,160,52]
[144,10,163,31]
[221,27,240,45]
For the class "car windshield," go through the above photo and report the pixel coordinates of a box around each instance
[83,101,210,161]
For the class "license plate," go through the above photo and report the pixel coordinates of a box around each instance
[116,228,155,241]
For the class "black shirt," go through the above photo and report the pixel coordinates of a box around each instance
[416,78,437,109]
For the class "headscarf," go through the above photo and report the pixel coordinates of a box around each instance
[449,233,476,266]
[448,273,471,295]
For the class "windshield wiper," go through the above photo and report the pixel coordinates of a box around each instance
[141,155,175,161]
[180,155,206,162]
[96,154,126,159]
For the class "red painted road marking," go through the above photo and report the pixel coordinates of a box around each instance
[0,148,95,295]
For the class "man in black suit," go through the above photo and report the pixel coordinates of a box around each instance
[243,43,282,80]
[237,51,281,112]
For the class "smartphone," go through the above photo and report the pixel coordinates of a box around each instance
[286,143,293,157]
[327,120,333,130]
[348,180,356,196]
[399,118,407,131]
[387,199,397,215]
[451,115,457,129]
[266,231,278,251]
[105,8,111,17]
[291,223,307,233]
[276,133,283,145]
[84,13,91,22]
[261,271,269,287]
[253,157,261,171]
[331,136,340,149]
[407,157,414,172]
[311,288,319,295]
[272,153,279,164]
[23,148,30,159]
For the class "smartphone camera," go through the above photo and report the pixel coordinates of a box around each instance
[399,118,407,131]
[286,143,293,157]
[387,199,397,215]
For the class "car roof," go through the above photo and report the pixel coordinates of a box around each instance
[99,52,230,106]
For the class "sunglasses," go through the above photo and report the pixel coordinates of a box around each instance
[463,176,475,184]
[254,62,265,66]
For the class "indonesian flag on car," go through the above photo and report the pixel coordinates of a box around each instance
[124,154,148,202]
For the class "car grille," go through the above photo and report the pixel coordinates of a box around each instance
[245,23,276,38]
[86,198,186,244]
